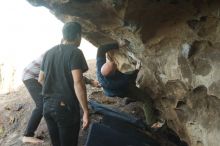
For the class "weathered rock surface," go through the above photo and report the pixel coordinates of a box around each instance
[23,0,220,145]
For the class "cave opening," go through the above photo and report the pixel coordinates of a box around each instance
[1,0,220,146]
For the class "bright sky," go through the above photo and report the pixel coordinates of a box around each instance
[0,0,97,92]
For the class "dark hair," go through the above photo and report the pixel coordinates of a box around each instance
[62,22,81,41]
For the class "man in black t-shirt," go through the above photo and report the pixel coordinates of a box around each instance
[38,22,89,146]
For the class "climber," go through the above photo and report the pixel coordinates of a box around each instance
[96,41,164,129]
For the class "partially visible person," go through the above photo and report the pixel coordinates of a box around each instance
[22,56,98,144]
[96,42,163,128]
[22,54,44,144]
[38,22,90,146]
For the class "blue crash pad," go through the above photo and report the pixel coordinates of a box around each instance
[85,122,160,146]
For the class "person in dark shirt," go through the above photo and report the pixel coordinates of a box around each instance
[21,54,98,144]
[96,42,164,128]
[38,22,89,146]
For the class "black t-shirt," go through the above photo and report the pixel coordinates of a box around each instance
[41,44,88,102]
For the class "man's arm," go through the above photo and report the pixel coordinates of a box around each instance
[38,71,44,85]
[84,76,100,87]
[97,43,119,57]
[72,69,89,130]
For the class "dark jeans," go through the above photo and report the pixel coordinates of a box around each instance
[23,79,43,137]
[43,97,80,146]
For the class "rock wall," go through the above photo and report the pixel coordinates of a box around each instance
[27,0,220,145]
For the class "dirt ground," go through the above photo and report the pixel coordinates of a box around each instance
[0,60,146,146]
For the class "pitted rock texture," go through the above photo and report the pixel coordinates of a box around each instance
[26,0,220,145]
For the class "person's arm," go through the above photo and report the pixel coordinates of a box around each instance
[38,70,44,85]
[38,52,47,85]
[72,69,89,130]
[90,80,101,87]
[97,43,119,57]
[84,76,100,87]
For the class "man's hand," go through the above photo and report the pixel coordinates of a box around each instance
[91,80,101,88]
[82,112,90,130]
